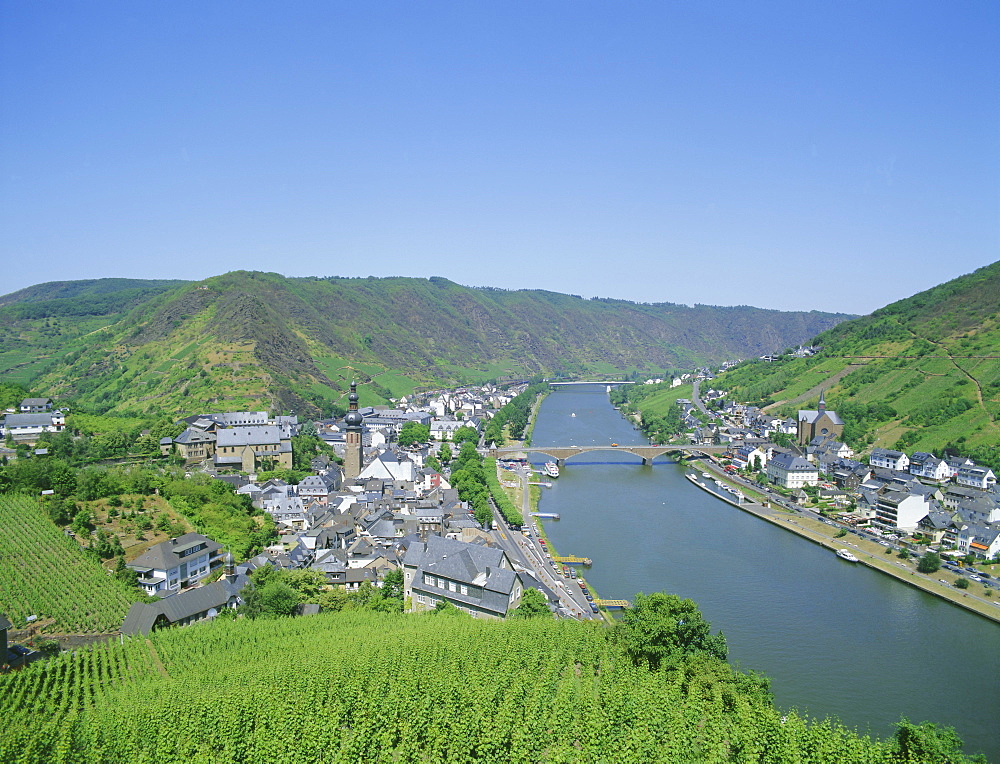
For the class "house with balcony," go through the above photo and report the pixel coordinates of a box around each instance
[869,448,910,472]
[126,533,225,595]
[956,465,996,491]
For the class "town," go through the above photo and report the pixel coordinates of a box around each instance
[2,378,602,665]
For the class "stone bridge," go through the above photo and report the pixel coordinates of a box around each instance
[489,444,728,466]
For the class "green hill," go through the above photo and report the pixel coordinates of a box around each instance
[713,261,1000,467]
[0,608,967,763]
[0,272,850,418]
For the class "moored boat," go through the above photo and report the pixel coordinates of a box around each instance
[836,549,859,563]
[544,462,560,478]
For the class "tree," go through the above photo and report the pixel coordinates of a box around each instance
[438,442,452,465]
[917,551,941,573]
[452,426,480,447]
[397,421,430,447]
[510,588,551,619]
[892,719,983,764]
[615,592,727,670]
[239,580,299,618]
[954,577,970,590]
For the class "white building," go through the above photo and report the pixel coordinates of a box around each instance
[869,448,910,472]
[0,412,66,444]
[956,465,996,491]
[127,533,225,595]
[874,491,931,531]
[767,452,819,489]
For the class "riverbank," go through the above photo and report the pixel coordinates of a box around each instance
[684,469,1000,625]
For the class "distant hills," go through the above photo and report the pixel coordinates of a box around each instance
[0,271,850,418]
[714,260,1000,466]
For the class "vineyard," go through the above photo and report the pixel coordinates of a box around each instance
[0,610,943,763]
[0,494,142,633]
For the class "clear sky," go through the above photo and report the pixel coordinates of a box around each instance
[2,1,997,314]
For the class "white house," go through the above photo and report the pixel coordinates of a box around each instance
[127,533,225,595]
[908,452,952,482]
[767,452,819,489]
[869,448,909,472]
[956,465,996,491]
[956,523,1000,559]
[0,412,66,444]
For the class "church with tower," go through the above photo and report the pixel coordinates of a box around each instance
[797,390,844,446]
[343,381,364,479]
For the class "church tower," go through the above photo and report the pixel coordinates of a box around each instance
[344,381,363,479]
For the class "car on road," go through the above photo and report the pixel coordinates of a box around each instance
[879,541,891,547]
[939,579,949,584]
[589,603,599,613]
[968,575,983,583]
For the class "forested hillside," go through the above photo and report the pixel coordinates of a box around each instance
[0,607,975,763]
[713,261,1000,466]
[0,272,849,418]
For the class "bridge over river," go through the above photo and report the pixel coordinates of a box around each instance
[489,444,728,466]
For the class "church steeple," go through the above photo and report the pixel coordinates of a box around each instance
[818,389,827,413]
[344,381,363,479]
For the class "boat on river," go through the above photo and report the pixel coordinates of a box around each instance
[544,462,560,478]
[531,512,561,520]
[836,549,860,563]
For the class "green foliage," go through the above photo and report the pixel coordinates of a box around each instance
[614,592,727,670]
[397,421,430,447]
[954,577,970,590]
[8,272,846,418]
[239,580,299,618]
[0,494,143,632]
[917,551,941,574]
[510,587,551,619]
[0,609,964,763]
[892,718,985,764]
[483,382,548,444]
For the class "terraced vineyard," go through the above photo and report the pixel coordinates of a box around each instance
[0,495,141,634]
[0,610,940,763]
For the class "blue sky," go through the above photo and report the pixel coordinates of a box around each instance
[2,1,997,314]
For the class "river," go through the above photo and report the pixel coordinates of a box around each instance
[530,384,1000,762]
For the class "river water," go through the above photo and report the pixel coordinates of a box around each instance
[530,384,999,762]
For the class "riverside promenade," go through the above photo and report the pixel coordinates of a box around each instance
[685,466,1000,625]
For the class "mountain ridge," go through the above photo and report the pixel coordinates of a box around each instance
[0,271,852,417]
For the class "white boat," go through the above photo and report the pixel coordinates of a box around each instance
[836,549,859,563]
[702,472,711,478]
[544,462,560,478]
[570,412,576,417]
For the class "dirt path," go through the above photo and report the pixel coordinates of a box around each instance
[762,364,864,413]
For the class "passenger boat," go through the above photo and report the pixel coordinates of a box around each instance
[836,549,859,563]
[544,462,560,478]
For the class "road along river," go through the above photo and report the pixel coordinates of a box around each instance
[529,384,1000,762]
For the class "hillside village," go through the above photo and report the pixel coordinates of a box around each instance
[2,381,565,650]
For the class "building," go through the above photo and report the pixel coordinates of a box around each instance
[0,412,66,445]
[172,427,217,462]
[873,491,931,531]
[766,452,819,489]
[343,381,364,480]
[120,566,246,636]
[869,448,910,472]
[796,391,844,446]
[908,452,951,482]
[19,398,52,413]
[403,535,524,619]
[127,533,225,595]
[214,426,291,472]
[956,465,996,491]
